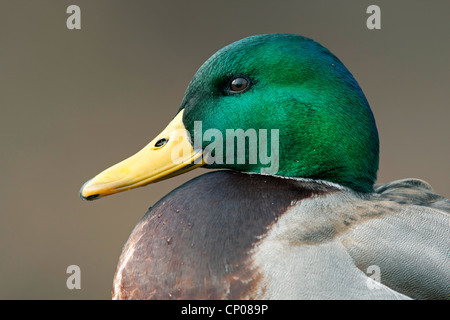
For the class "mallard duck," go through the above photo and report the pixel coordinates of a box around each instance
[80,34,449,300]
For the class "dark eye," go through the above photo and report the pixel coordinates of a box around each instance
[228,77,249,93]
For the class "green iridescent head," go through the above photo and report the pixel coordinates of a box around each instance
[80,33,379,201]
[181,33,379,193]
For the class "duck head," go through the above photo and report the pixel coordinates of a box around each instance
[80,33,379,200]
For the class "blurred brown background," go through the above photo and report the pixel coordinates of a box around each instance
[0,0,448,299]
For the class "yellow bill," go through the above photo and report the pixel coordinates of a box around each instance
[80,110,204,200]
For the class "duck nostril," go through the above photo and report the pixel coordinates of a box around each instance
[154,138,168,148]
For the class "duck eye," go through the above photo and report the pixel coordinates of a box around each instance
[229,77,249,93]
